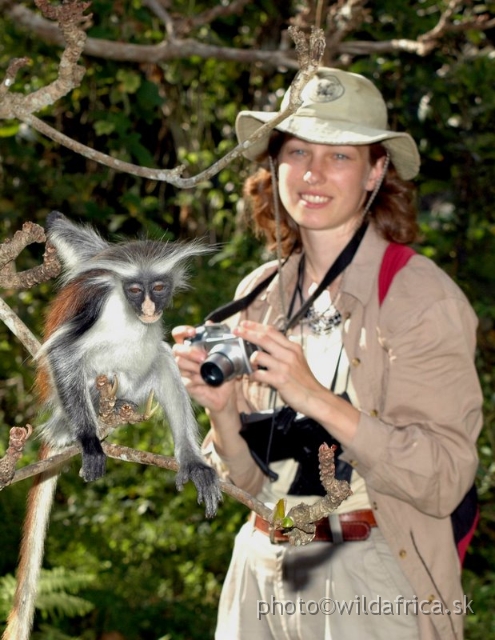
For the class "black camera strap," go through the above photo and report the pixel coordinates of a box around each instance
[283,221,367,332]
[204,265,281,323]
[205,222,368,329]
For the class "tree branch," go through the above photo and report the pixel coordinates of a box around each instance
[0,220,60,357]
[1,1,493,185]
[0,222,61,290]
[0,0,89,120]
[2,435,351,541]
[2,11,325,187]
[1,0,492,69]
[0,298,41,359]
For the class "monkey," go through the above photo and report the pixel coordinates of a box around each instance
[3,211,222,640]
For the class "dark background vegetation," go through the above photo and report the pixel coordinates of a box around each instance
[0,1,494,638]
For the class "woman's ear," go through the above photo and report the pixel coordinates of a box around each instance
[366,152,390,192]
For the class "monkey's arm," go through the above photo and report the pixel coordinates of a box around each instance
[151,342,221,517]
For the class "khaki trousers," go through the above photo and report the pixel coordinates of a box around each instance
[215,521,420,640]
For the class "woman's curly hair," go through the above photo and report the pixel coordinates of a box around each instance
[242,132,419,257]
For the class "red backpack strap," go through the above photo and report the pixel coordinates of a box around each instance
[378,243,416,306]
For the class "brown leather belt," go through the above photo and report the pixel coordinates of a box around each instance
[253,509,377,544]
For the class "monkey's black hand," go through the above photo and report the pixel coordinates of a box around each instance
[176,462,222,518]
[79,435,107,482]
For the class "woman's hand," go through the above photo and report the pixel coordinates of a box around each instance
[234,321,325,416]
[234,320,360,445]
[171,325,238,415]
[172,325,259,485]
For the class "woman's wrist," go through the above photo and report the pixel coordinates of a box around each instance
[306,388,360,448]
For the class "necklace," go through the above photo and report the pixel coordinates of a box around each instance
[286,251,350,336]
[290,255,343,335]
[304,281,342,335]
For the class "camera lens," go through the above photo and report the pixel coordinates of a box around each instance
[200,352,235,387]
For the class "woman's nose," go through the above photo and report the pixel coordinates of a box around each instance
[303,170,323,185]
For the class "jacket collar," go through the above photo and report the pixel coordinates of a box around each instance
[263,223,389,322]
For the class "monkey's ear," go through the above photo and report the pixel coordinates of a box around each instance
[46,211,109,274]
[159,240,214,293]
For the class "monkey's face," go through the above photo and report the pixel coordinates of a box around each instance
[124,279,173,324]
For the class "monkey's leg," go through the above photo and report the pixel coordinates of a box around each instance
[47,343,106,482]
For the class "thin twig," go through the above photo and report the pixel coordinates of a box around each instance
[0,297,41,359]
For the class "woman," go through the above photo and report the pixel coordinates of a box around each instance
[172,68,482,640]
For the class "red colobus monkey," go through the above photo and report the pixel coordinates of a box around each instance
[4,212,221,640]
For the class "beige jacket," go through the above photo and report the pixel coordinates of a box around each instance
[205,225,483,640]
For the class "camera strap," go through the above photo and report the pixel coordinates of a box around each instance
[283,222,367,333]
[204,265,281,323]
[204,222,368,329]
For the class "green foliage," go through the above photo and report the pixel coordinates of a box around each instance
[0,567,95,632]
[1,0,495,637]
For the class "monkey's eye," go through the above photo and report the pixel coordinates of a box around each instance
[127,284,143,296]
[152,283,165,292]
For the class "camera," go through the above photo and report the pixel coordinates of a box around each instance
[185,323,259,387]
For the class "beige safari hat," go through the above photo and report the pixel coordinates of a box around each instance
[235,67,420,180]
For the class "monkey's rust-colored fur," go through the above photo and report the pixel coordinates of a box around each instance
[36,272,107,403]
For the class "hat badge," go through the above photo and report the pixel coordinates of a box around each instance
[306,76,345,103]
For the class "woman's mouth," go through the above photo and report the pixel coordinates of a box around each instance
[300,193,331,205]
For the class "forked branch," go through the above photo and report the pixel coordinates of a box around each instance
[0,0,325,187]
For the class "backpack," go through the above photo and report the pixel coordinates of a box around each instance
[379,243,479,565]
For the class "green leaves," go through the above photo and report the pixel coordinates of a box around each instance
[0,567,95,624]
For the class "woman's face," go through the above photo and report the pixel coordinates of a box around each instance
[277,138,384,237]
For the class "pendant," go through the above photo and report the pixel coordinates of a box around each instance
[305,305,342,335]
[304,287,342,335]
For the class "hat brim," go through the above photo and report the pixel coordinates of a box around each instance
[236,111,420,180]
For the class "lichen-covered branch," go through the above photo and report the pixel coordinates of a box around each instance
[0,430,272,520]
[0,377,346,529]
[0,57,30,100]
[0,425,33,488]
[0,0,90,120]
[2,0,492,69]
[270,444,353,546]
[0,0,325,188]
[0,221,60,357]
[0,222,61,290]
[1,1,492,185]
[11,26,324,188]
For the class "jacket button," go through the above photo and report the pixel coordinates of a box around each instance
[372,502,378,510]
[370,409,379,417]
[399,549,407,558]
[351,357,361,366]
[427,594,436,603]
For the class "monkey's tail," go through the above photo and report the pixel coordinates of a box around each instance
[3,446,59,640]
